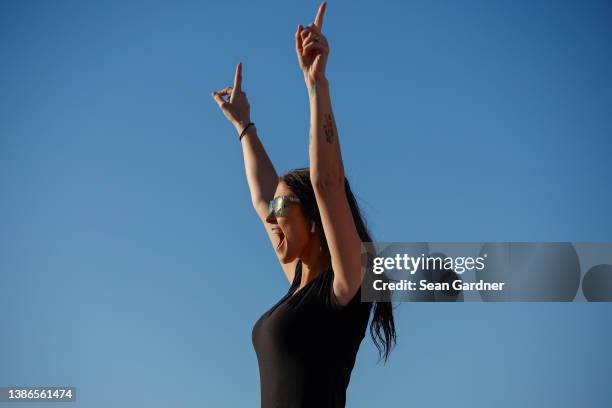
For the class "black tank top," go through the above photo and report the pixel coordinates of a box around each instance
[252,261,373,408]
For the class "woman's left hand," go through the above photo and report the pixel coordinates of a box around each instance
[295,1,329,87]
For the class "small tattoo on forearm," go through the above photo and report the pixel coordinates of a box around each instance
[323,113,335,144]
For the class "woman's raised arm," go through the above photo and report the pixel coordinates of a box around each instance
[212,63,278,219]
[212,64,301,283]
[296,2,363,306]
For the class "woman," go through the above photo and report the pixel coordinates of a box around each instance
[211,2,396,407]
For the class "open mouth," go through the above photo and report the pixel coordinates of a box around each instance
[275,232,286,250]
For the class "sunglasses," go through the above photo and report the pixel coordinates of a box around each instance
[268,195,301,217]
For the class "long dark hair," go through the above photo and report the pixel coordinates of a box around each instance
[279,167,396,363]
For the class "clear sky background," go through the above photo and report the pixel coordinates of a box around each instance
[1,0,611,407]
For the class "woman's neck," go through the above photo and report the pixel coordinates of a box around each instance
[299,235,330,287]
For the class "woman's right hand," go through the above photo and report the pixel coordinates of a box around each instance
[212,62,251,135]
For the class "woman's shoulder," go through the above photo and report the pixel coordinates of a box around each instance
[291,261,372,315]
[318,264,372,313]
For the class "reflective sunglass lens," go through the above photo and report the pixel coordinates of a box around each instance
[273,197,284,216]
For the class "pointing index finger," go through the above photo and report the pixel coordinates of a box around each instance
[233,62,242,93]
[314,1,326,30]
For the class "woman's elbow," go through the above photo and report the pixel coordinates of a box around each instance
[310,170,345,192]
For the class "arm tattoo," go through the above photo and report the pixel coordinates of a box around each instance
[323,113,335,144]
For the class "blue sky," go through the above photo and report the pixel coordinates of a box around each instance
[1,0,611,407]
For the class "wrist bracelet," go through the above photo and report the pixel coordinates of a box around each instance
[239,122,255,141]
